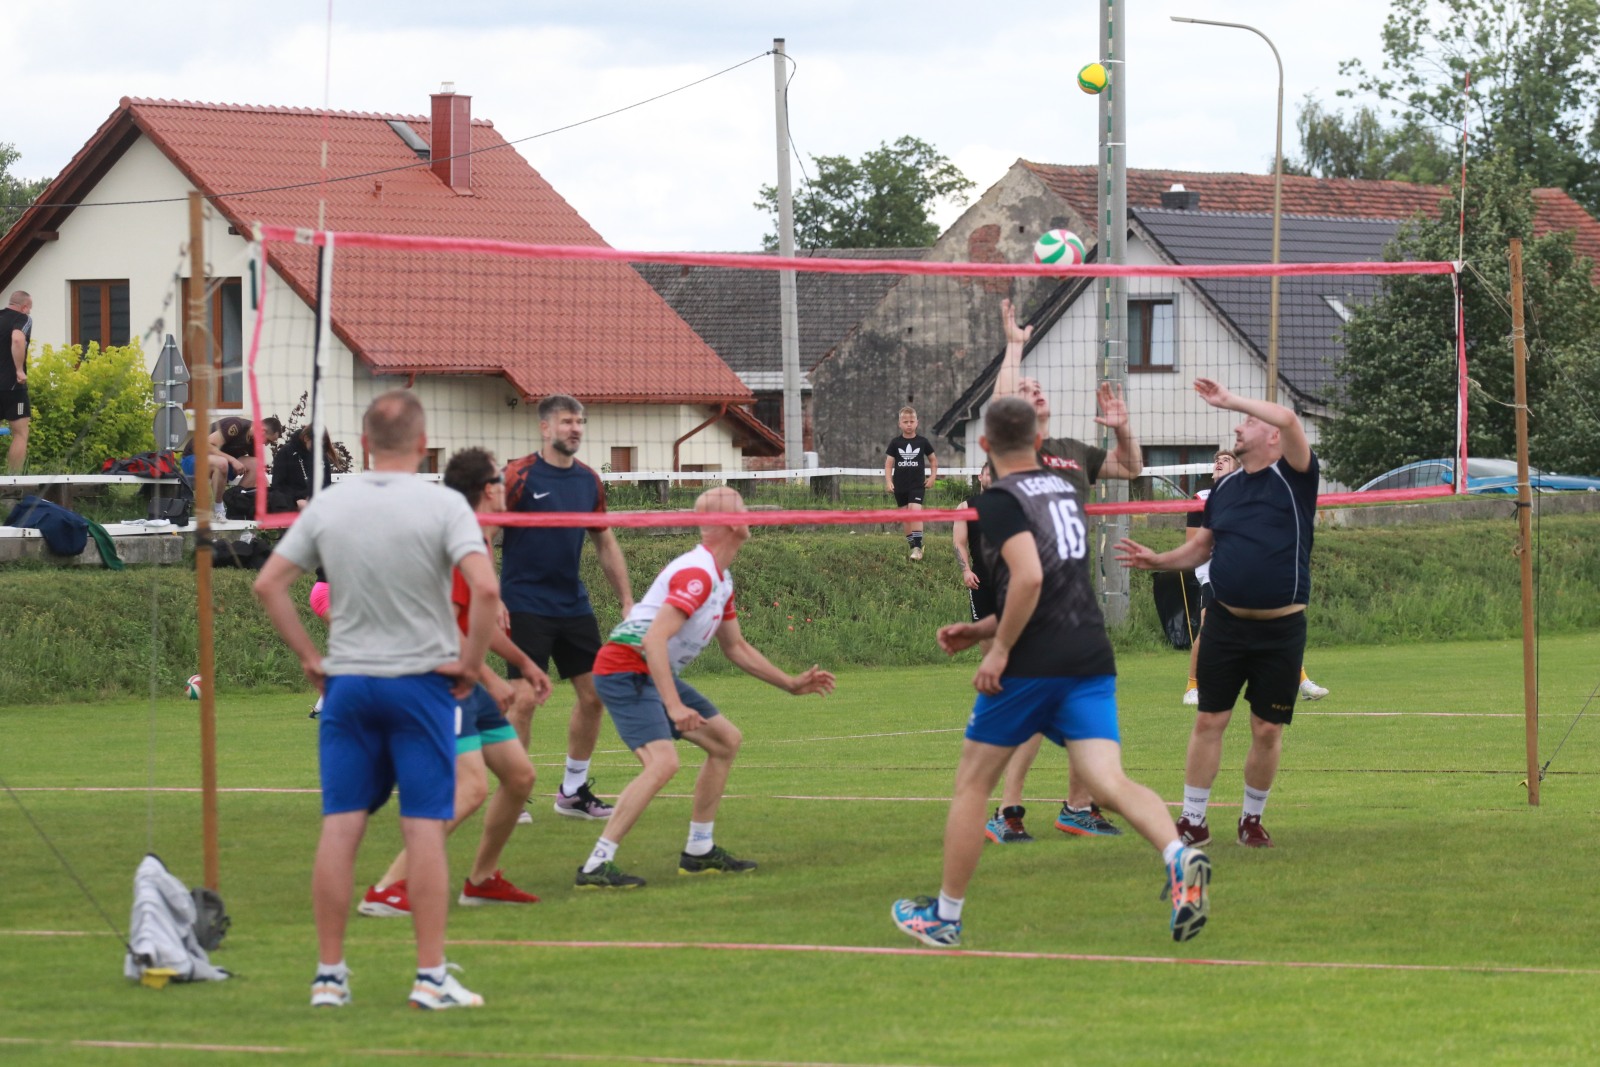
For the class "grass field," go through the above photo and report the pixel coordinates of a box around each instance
[3,635,1599,1065]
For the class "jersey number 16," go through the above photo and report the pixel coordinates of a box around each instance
[1049,498,1087,561]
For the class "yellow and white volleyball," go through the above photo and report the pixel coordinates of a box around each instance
[1033,229,1088,266]
[1077,62,1108,95]
[186,674,203,700]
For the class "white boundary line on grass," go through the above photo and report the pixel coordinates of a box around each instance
[7,929,1595,978]
[0,1036,922,1067]
[451,937,1600,977]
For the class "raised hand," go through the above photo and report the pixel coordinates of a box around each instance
[1093,381,1129,430]
[1002,298,1033,346]
[1194,378,1236,410]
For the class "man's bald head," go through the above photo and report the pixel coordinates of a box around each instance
[363,389,426,454]
[695,486,749,546]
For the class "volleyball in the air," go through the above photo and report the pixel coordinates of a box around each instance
[1078,62,1108,95]
[186,674,203,700]
[1033,229,1088,266]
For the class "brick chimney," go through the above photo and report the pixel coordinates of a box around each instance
[430,82,472,193]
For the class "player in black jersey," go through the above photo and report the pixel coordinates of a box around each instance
[1118,378,1319,849]
[891,397,1210,949]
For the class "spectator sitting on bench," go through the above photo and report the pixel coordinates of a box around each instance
[268,424,336,513]
[183,416,282,521]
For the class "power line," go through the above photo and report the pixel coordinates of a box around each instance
[19,51,774,214]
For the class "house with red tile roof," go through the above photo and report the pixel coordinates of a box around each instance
[809,159,1600,487]
[0,92,781,473]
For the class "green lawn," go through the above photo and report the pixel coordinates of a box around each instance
[2,635,1599,1065]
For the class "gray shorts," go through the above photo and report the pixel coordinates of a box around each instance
[592,671,720,750]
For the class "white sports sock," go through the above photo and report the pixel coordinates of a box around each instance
[936,892,964,922]
[317,960,348,978]
[1162,840,1184,866]
[562,758,591,797]
[685,821,715,856]
[1181,786,1211,824]
[582,836,618,873]
[417,963,446,984]
[1242,785,1270,819]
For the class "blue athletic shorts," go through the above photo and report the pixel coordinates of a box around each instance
[319,673,458,819]
[965,674,1120,748]
[456,683,515,752]
[592,671,720,751]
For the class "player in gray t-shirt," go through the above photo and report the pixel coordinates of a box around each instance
[254,390,500,1011]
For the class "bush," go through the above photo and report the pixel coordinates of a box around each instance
[25,341,156,472]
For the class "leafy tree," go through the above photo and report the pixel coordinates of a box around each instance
[1,143,50,236]
[1293,0,1600,212]
[1286,96,1456,183]
[1322,154,1600,486]
[755,136,974,250]
[26,341,157,473]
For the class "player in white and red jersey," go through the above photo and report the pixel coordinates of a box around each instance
[574,487,837,889]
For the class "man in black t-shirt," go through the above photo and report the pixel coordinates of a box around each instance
[891,397,1210,950]
[988,298,1145,840]
[884,406,938,559]
[1118,378,1319,850]
[0,290,34,472]
[183,415,284,519]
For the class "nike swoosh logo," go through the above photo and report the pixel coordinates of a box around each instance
[532,492,551,500]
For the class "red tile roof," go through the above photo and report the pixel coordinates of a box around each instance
[1021,162,1600,276]
[1,97,760,410]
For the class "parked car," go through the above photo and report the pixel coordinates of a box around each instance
[1356,457,1600,494]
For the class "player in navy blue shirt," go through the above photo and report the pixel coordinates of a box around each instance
[1117,378,1318,850]
[502,395,635,820]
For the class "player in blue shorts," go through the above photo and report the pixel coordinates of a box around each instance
[891,396,1210,949]
[255,390,500,1010]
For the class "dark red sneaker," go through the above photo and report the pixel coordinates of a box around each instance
[1176,816,1211,847]
[1237,814,1273,848]
[459,870,540,906]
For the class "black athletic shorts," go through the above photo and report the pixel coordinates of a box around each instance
[968,584,996,623]
[1194,603,1307,725]
[894,487,925,507]
[508,612,603,681]
[0,382,29,422]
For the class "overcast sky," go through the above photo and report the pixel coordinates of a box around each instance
[8,0,1405,250]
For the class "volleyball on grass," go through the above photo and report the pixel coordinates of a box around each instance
[1033,229,1088,266]
[186,674,202,700]
[1078,62,1108,95]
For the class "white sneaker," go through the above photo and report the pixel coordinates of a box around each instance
[516,809,533,825]
[909,546,923,561]
[310,969,351,1007]
[409,964,483,1010]
[1299,677,1329,700]
[1182,687,1199,706]
[212,502,227,522]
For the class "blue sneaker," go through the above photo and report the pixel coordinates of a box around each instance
[1055,803,1122,837]
[1164,846,1212,942]
[891,896,962,948]
[984,806,1034,843]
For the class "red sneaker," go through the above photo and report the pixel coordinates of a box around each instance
[1237,814,1273,848]
[1176,816,1211,848]
[358,880,409,917]
[459,870,541,906]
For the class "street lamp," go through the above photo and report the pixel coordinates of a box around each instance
[1172,16,1284,404]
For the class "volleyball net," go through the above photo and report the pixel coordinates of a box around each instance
[244,225,1465,531]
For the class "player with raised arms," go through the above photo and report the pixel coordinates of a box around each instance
[892,396,1210,948]
[573,486,836,889]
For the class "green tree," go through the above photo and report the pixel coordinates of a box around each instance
[755,136,974,250]
[27,341,157,473]
[1,143,51,236]
[1287,96,1456,183]
[1298,0,1600,212]
[1322,154,1600,486]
